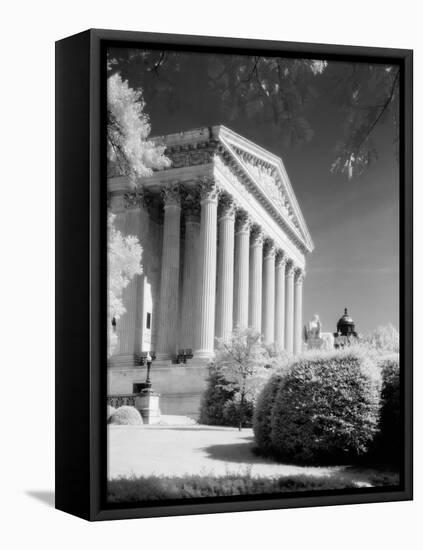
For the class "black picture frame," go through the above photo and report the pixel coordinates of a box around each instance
[55,28,413,521]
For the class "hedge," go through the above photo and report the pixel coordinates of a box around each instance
[107,405,116,421]
[252,372,284,454]
[374,356,401,463]
[266,350,381,464]
[108,406,143,426]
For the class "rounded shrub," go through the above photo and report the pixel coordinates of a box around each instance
[107,405,116,421]
[253,372,284,454]
[269,350,381,464]
[375,356,400,463]
[108,406,143,426]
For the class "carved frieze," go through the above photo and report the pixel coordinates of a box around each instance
[163,142,218,169]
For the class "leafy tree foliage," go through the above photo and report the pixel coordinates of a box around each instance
[200,329,285,430]
[364,324,399,353]
[107,214,142,357]
[108,50,399,179]
[107,73,170,182]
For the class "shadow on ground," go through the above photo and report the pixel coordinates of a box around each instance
[158,426,244,432]
[201,438,273,465]
[26,490,55,507]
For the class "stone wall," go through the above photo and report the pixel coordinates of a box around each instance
[108,364,209,420]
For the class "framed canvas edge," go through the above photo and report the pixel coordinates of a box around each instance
[56,28,413,522]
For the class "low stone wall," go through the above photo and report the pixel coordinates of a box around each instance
[108,363,210,420]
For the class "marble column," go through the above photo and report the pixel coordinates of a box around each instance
[249,224,264,333]
[284,260,295,353]
[194,178,220,358]
[215,194,235,341]
[294,268,305,355]
[156,183,181,359]
[180,192,201,350]
[233,210,251,330]
[262,238,275,344]
[274,250,286,350]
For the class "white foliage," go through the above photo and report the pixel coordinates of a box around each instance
[107,213,142,357]
[107,73,170,181]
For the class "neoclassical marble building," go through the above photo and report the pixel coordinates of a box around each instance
[108,126,314,412]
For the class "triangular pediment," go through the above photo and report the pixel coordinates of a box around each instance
[215,126,314,252]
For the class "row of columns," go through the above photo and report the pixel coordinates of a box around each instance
[156,179,305,360]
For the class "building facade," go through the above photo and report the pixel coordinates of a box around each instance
[107,126,314,416]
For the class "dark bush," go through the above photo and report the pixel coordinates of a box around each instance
[253,372,284,453]
[374,356,401,463]
[199,366,254,427]
[267,350,381,464]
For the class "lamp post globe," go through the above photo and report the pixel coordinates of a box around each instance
[145,352,152,388]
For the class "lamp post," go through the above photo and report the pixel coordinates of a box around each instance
[145,352,152,389]
[135,351,160,425]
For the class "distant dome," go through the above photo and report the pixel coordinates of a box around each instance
[336,308,356,336]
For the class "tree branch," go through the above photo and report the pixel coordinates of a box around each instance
[354,69,399,154]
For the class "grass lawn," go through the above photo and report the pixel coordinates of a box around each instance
[107,423,399,502]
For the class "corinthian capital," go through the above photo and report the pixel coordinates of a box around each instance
[198,177,220,203]
[263,238,275,259]
[275,249,287,268]
[218,193,236,220]
[183,191,201,222]
[250,224,264,247]
[235,209,251,234]
[162,182,181,207]
[286,259,296,277]
[123,190,144,209]
[295,267,305,284]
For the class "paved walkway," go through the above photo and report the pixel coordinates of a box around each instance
[107,424,385,485]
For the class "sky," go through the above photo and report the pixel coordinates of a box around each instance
[110,50,399,335]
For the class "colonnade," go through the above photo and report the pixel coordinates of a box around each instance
[156,179,305,360]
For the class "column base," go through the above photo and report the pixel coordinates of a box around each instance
[155,352,173,361]
[193,349,215,360]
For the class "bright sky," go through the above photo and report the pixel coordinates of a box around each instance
[111,51,399,336]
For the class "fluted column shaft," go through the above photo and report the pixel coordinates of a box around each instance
[249,225,263,332]
[294,269,305,355]
[156,184,181,359]
[194,179,219,358]
[216,196,235,341]
[262,239,275,344]
[284,260,295,353]
[274,251,286,350]
[180,194,201,350]
[233,211,251,330]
